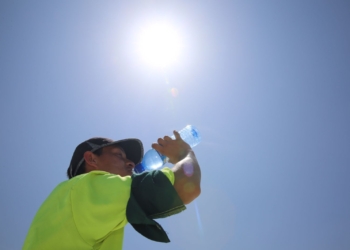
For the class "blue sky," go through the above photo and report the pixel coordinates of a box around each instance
[1,1,349,249]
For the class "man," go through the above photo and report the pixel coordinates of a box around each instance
[23,130,201,249]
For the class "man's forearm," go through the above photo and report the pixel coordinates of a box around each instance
[172,151,201,204]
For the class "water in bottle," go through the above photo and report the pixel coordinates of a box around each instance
[134,125,201,173]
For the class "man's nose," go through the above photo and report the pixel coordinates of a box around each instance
[126,159,135,169]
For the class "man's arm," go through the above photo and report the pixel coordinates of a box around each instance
[151,130,201,204]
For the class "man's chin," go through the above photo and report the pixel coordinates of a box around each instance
[125,169,134,176]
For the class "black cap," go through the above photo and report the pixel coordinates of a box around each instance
[67,137,143,179]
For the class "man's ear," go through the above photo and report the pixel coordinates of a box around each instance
[83,151,98,169]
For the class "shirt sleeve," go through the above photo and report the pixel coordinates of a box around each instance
[70,171,132,246]
[126,167,186,243]
[160,167,175,185]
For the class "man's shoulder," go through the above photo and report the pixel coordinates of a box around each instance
[70,171,131,181]
[69,171,132,192]
[52,171,132,194]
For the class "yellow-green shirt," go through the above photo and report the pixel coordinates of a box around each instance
[23,168,175,250]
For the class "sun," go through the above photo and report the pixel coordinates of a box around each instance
[137,23,183,68]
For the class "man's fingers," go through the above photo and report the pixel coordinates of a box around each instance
[152,143,163,153]
[164,136,172,141]
[173,130,181,140]
[157,138,165,146]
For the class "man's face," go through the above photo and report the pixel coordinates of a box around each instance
[94,145,135,177]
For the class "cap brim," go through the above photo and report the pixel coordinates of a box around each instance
[106,139,144,165]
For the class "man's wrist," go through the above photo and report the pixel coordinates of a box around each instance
[168,149,194,164]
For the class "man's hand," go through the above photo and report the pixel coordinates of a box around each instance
[151,130,201,205]
[151,130,191,164]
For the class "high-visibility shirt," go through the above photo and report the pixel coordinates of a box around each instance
[23,167,175,250]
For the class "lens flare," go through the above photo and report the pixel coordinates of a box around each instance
[183,162,194,176]
[171,88,179,97]
[194,201,204,236]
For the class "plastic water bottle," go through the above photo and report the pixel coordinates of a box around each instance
[134,125,201,173]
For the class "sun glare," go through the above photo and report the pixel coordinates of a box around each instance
[137,23,183,68]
